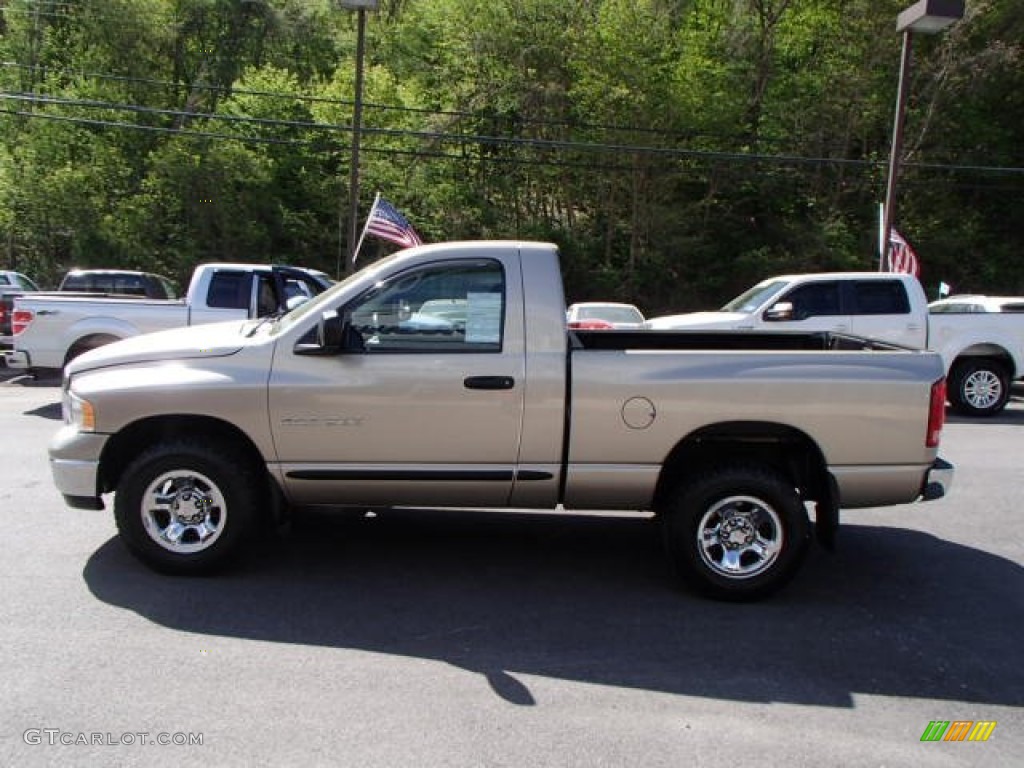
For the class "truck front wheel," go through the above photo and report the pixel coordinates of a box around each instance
[113,440,262,575]
[661,467,809,601]
[947,359,1010,417]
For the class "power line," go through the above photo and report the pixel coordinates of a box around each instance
[6,89,1024,178]
[0,61,846,152]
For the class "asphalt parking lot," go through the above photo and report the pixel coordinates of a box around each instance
[1,369,1022,767]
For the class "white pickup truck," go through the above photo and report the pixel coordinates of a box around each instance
[4,263,330,372]
[647,272,1024,417]
[49,241,952,601]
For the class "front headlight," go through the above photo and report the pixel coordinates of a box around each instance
[62,389,96,431]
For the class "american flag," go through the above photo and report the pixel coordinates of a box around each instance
[365,196,422,249]
[887,229,919,277]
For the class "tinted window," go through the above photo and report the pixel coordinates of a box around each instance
[346,260,504,352]
[782,282,841,319]
[256,274,279,316]
[60,274,90,292]
[206,272,253,309]
[116,274,148,296]
[852,281,910,315]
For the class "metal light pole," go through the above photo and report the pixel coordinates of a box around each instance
[337,1,379,278]
[880,0,964,271]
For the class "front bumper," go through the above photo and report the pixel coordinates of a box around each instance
[921,457,954,501]
[49,425,109,509]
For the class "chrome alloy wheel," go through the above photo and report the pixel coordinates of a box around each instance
[962,368,1003,411]
[140,470,228,554]
[696,495,784,580]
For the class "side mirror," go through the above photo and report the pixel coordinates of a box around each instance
[295,311,359,356]
[763,301,795,322]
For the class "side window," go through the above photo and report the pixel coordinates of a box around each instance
[852,281,910,315]
[207,271,253,309]
[783,282,841,319]
[256,274,279,316]
[346,260,504,352]
[282,275,323,310]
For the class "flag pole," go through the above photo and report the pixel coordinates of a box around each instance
[878,202,885,271]
[352,192,380,268]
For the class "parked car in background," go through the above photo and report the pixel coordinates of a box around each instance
[5,263,331,372]
[1,270,42,350]
[566,301,645,329]
[646,272,1024,417]
[58,269,178,299]
[928,295,1024,314]
[0,271,41,292]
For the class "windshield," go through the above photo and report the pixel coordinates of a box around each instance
[721,280,788,312]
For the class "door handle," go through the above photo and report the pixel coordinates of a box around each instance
[464,376,515,390]
[37,309,59,316]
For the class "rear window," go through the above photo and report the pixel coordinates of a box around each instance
[206,271,253,309]
[851,281,910,315]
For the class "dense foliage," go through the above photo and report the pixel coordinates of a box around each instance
[1,0,1021,312]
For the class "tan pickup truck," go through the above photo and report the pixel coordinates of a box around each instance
[49,241,953,600]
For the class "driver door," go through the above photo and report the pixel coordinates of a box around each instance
[268,257,526,508]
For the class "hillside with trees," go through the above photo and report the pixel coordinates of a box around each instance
[1,0,1021,312]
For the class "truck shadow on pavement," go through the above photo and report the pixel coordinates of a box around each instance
[83,509,1024,709]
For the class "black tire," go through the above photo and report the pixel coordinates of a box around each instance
[113,440,263,575]
[661,466,809,601]
[947,359,1010,417]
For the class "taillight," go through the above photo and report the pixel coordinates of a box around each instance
[12,309,33,335]
[926,378,946,448]
[569,319,615,330]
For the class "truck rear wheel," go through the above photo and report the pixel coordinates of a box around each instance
[661,466,809,601]
[113,440,262,575]
[947,359,1010,417]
